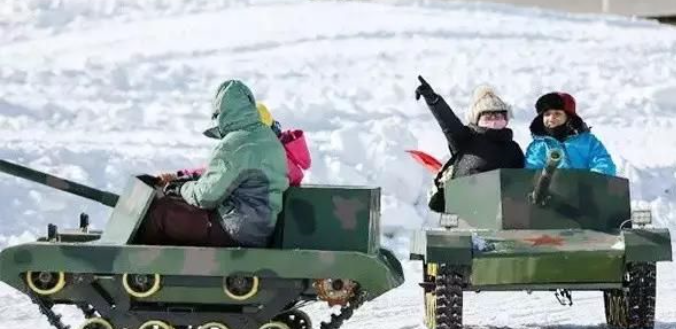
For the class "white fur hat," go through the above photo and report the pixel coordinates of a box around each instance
[465,85,512,124]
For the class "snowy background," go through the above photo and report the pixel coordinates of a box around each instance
[1,0,676,328]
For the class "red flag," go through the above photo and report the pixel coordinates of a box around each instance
[405,150,442,173]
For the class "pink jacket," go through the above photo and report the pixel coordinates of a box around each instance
[280,130,311,186]
[178,129,311,186]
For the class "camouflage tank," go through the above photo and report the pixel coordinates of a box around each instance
[0,159,404,329]
[410,150,672,329]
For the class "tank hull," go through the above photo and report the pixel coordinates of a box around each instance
[416,228,670,289]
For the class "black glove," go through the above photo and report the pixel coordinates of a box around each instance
[136,174,161,186]
[163,181,185,197]
[415,75,439,105]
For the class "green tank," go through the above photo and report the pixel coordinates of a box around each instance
[409,150,672,329]
[0,159,404,329]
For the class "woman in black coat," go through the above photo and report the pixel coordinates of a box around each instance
[415,76,524,211]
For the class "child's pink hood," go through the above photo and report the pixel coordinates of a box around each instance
[281,130,311,170]
[177,129,311,186]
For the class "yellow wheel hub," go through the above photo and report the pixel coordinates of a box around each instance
[198,322,230,329]
[427,263,438,276]
[424,291,436,329]
[138,320,173,329]
[259,322,291,329]
[79,317,114,329]
[122,273,161,298]
[223,275,259,301]
[25,271,66,296]
[424,263,438,329]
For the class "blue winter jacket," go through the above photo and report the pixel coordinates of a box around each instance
[525,132,616,175]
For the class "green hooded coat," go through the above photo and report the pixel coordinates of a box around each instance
[179,80,288,247]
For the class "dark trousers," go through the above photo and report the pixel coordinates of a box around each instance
[136,197,240,247]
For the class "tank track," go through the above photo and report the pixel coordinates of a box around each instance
[319,288,367,329]
[31,287,366,329]
[435,265,465,329]
[274,309,313,329]
[77,303,97,319]
[30,293,100,329]
[28,293,70,329]
[604,262,656,329]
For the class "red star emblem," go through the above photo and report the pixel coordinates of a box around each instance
[524,234,565,246]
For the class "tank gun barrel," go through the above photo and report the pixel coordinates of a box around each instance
[0,159,119,207]
[531,150,563,205]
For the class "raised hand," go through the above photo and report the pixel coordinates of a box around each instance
[415,75,438,104]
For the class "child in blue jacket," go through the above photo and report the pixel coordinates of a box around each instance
[525,92,616,175]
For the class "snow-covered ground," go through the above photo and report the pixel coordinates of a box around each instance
[1,0,676,328]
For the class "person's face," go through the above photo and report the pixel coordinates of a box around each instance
[477,111,508,129]
[543,109,568,128]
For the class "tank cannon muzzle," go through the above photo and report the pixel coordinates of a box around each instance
[0,159,119,207]
[531,149,563,205]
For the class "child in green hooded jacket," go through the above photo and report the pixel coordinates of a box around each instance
[136,80,289,247]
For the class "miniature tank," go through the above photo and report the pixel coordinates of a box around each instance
[0,159,404,329]
[410,150,672,329]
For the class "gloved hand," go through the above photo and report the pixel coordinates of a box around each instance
[415,75,439,105]
[163,181,184,197]
[157,172,179,186]
[136,174,161,186]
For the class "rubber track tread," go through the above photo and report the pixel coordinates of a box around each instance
[604,262,656,329]
[435,265,464,329]
[319,288,367,329]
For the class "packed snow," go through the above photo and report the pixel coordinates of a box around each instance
[0,0,675,328]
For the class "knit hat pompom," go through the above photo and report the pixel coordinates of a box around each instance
[465,85,512,124]
[472,85,495,102]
